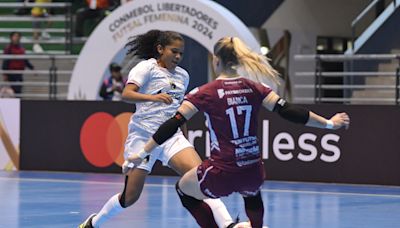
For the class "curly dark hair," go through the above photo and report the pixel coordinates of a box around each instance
[125,30,184,59]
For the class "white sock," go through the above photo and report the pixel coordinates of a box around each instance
[92,194,124,227]
[204,198,233,228]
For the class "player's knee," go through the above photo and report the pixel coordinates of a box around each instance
[175,181,199,209]
[243,192,263,210]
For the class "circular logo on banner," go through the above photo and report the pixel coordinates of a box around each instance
[80,112,132,167]
[68,0,260,100]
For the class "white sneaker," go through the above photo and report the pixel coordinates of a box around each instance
[232,221,269,228]
[232,222,252,228]
[33,43,44,53]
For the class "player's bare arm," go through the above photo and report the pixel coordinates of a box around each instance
[262,91,350,130]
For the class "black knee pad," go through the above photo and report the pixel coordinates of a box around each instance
[119,176,129,208]
[244,192,263,210]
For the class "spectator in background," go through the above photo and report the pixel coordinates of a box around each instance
[2,32,34,95]
[31,0,53,53]
[75,0,120,37]
[99,63,125,101]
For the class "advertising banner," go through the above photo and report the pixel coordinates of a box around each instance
[20,101,400,185]
[21,101,132,173]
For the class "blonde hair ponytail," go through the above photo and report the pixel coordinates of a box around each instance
[232,37,280,84]
[214,37,280,85]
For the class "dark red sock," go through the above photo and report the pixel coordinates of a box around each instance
[175,182,218,228]
[243,193,264,228]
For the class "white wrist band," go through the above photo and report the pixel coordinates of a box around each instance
[127,162,134,169]
[137,149,148,159]
[326,120,334,129]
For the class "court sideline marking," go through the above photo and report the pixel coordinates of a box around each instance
[1,176,400,198]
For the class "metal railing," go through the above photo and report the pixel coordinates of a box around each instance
[0,54,78,99]
[351,0,397,51]
[294,54,400,105]
[0,2,73,54]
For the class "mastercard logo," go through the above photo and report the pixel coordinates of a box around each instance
[80,112,133,168]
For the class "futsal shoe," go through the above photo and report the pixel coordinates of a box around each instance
[78,213,96,228]
[231,222,252,228]
[232,221,269,228]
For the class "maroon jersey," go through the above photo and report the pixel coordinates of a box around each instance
[185,77,272,172]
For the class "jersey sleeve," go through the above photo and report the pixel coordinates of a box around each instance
[184,85,210,111]
[126,60,151,87]
[254,82,272,100]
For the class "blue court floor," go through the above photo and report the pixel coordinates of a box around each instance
[0,171,400,228]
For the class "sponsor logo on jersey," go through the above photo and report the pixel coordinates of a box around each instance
[217,89,225,98]
[223,80,242,85]
[217,88,253,99]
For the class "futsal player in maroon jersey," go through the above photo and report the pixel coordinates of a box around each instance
[128,37,350,228]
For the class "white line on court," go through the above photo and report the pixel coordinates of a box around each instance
[1,176,400,198]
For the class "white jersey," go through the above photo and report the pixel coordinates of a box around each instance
[126,58,189,135]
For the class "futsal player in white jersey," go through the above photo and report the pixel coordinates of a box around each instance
[79,30,238,228]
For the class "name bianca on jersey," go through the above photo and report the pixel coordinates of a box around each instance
[227,96,248,105]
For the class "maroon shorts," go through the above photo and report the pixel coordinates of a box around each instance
[196,159,265,198]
